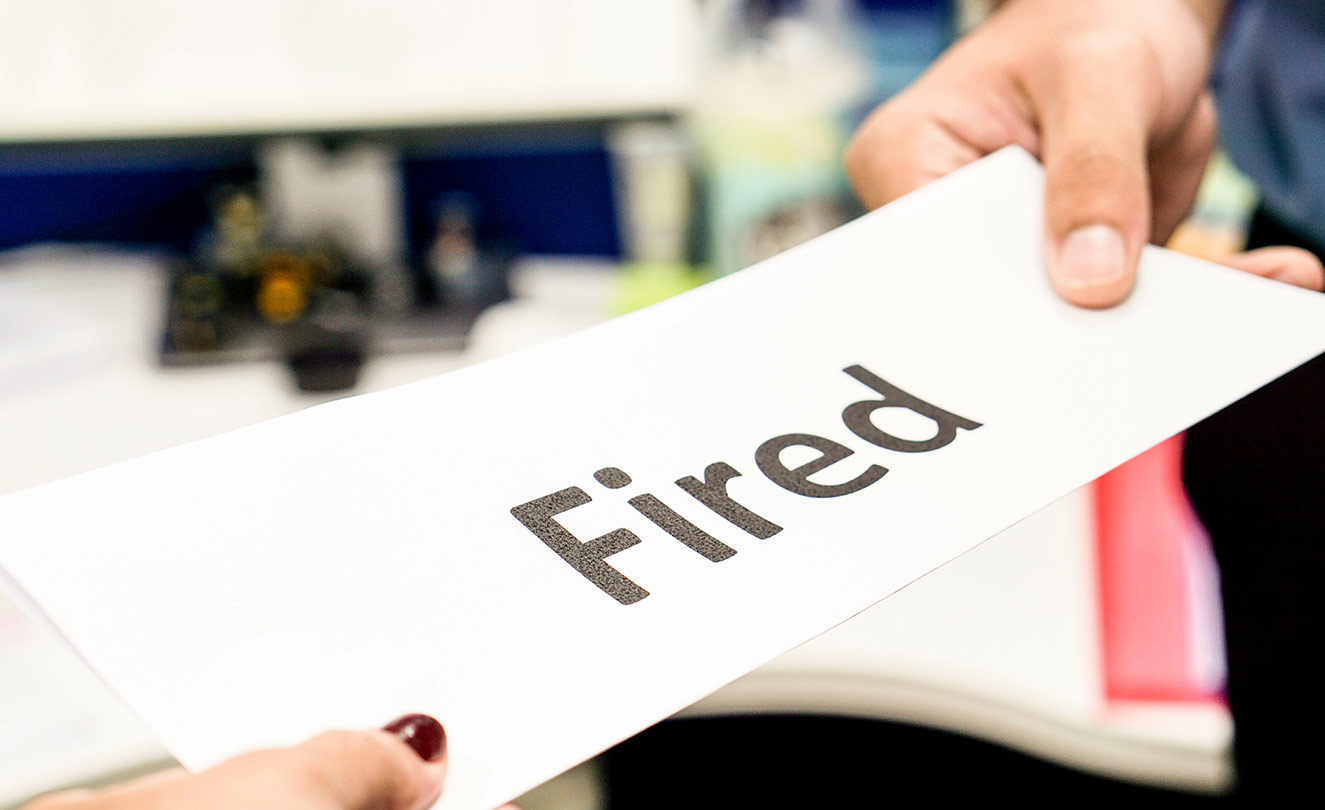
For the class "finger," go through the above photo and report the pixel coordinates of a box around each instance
[194,714,448,810]
[294,715,448,810]
[21,789,96,809]
[22,770,191,809]
[845,102,981,210]
[1030,31,1160,308]
[21,716,448,810]
[1222,246,1325,291]
[1149,92,1218,244]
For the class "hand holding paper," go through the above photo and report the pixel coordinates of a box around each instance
[846,0,1323,305]
[23,714,450,810]
[3,148,1324,809]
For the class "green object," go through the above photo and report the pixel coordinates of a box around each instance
[612,262,713,316]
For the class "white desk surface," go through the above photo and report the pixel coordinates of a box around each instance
[0,249,1229,807]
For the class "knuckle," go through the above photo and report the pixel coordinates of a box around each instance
[842,129,872,184]
[844,107,902,190]
[1050,27,1153,73]
[1187,93,1219,152]
[1058,146,1132,183]
[845,100,945,209]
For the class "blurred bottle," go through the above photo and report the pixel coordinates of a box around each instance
[424,192,510,311]
[210,188,265,276]
[692,0,866,276]
[607,121,709,314]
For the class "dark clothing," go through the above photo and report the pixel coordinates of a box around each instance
[1183,208,1325,801]
[1217,0,1325,246]
[1212,0,1325,798]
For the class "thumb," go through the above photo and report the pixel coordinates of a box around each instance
[22,715,449,810]
[1032,36,1157,308]
[199,714,449,810]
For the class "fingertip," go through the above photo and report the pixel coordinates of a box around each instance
[375,720,449,807]
[1052,276,1136,308]
[293,727,447,810]
[1223,246,1325,292]
[379,715,449,808]
[382,714,448,764]
[1048,224,1137,308]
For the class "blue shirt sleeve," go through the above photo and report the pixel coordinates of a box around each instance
[1215,0,1325,246]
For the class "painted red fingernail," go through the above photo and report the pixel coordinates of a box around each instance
[382,713,447,762]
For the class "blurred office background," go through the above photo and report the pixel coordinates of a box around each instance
[1,1,1244,807]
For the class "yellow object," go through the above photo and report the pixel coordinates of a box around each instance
[1167,152,1260,261]
[611,261,712,316]
[258,273,308,323]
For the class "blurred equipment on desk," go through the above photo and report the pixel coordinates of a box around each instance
[161,170,511,393]
[0,0,694,398]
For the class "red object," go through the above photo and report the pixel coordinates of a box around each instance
[1094,435,1224,703]
[383,713,448,762]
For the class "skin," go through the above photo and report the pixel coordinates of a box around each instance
[21,727,519,810]
[845,0,1324,305]
[22,730,448,810]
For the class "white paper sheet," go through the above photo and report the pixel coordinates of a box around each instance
[2,147,1323,809]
